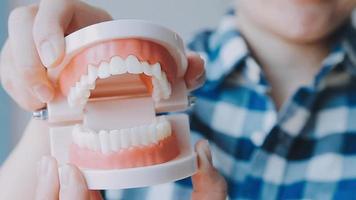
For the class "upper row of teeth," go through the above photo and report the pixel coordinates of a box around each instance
[67,55,172,107]
[71,116,172,154]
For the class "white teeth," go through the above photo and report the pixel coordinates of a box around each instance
[151,63,162,78]
[72,116,172,152]
[110,56,126,75]
[109,130,121,151]
[99,131,110,154]
[98,62,110,79]
[142,62,152,76]
[121,129,131,149]
[67,55,172,107]
[88,65,98,84]
[126,55,143,74]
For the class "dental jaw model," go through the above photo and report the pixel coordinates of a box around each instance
[47,20,197,189]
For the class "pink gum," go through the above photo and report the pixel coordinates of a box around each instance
[59,38,178,97]
[69,133,180,169]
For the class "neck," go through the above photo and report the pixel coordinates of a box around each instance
[236,12,333,109]
[236,12,331,73]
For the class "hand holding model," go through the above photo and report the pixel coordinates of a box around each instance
[0,0,227,199]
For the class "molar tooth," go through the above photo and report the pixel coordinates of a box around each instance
[88,65,98,83]
[99,130,110,154]
[142,62,152,76]
[151,63,162,78]
[120,129,131,149]
[109,130,121,151]
[98,62,110,79]
[126,55,143,74]
[110,56,126,75]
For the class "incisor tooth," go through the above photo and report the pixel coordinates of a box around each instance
[130,128,140,146]
[121,129,131,149]
[109,130,120,151]
[99,131,110,154]
[110,56,126,75]
[126,55,143,74]
[98,62,110,79]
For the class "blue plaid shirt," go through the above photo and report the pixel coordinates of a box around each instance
[105,11,356,200]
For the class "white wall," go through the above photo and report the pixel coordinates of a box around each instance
[7,0,232,146]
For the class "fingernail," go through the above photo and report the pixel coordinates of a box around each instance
[197,140,213,166]
[33,83,53,103]
[59,165,72,187]
[40,40,58,67]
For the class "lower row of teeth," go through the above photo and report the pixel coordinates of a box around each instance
[72,116,172,154]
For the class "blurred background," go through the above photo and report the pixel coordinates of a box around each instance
[0,0,232,163]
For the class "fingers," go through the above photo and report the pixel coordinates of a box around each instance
[33,0,112,68]
[184,53,205,91]
[7,6,54,110]
[192,140,227,200]
[33,0,76,67]
[59,164,102,200]
[35,156,60,200]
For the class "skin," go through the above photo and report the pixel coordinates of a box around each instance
[236,0,356,109]
[0,0,225,199]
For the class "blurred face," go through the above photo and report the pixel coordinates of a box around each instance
[237,0,356,43]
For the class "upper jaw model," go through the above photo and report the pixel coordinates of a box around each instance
[47,20,197,189]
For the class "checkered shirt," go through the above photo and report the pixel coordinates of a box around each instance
[105,10,356,200]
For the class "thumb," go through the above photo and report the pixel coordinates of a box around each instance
[59,164,102,200]
[192,140,227,200]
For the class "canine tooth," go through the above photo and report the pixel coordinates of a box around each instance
[126,55,143,74]
[88,65,98,83]
[157,123,166,140]
[120,129,131,149]
[98,62,110,79]
[142,62,152,76]
[99,131,110,154]
[151,78,161,101]
[110,56,126,75]
[109,130,121,151]
[80,75,89,89]
[151,63,162,78]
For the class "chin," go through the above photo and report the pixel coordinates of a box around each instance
[237,0,355,43]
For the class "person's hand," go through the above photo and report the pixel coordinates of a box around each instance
[0,0,205,112]
[192,140,228,200]
[0,0,112,111]
[35,156,103,200]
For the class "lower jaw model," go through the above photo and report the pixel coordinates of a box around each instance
[59,38,181,169]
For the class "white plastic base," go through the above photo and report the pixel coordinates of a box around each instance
[50,114,197,189]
